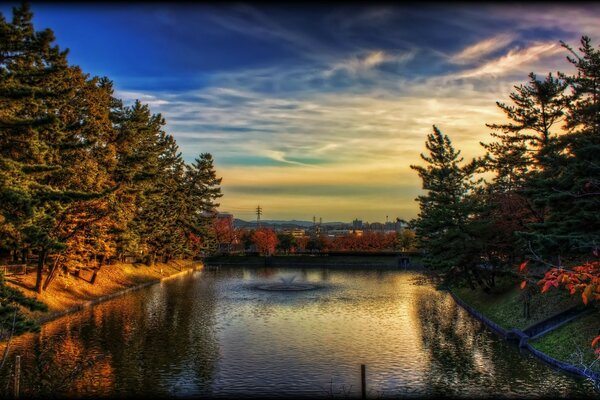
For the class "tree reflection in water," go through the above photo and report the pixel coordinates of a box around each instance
[0,269,595,398]
[415,290,588,398]
[0,272,220,398]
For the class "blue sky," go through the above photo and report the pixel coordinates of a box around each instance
[5,3,600,221]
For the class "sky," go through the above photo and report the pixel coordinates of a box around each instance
[4,3,600,222]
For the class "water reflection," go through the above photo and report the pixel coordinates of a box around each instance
[415,289,588,398]
[2,272,219,398]
[0,268,595,398]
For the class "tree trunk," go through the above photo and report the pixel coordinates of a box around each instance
[35,249,46,294]
[90,270,98,285]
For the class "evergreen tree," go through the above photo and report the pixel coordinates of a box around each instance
[183,153,223,255]
[411,126,484,288]
[531,36,600,259]
[0,4,104,292]
[481,73,568,266]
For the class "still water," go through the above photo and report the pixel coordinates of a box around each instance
[1,267,597,398]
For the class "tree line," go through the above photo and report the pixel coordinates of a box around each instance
[212,221,415,256]
[0,3,222,298]
[411,36,600,294]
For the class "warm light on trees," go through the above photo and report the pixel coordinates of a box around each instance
[252,228,278,256]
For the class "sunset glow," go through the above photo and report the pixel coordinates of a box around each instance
[12,3,600,221]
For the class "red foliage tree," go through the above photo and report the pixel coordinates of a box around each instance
[520,251,600,356]
[252,228,278,256]
[212,216,236,247]
[327,232,397,251]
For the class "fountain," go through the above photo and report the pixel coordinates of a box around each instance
[255,275,319,291]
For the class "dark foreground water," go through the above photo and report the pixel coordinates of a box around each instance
[0,267,597,398]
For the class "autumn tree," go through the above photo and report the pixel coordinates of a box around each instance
[396,228,417,252]
[0,4,224,294]
[0,4,121,292]
[252,228,278,256]
[212,216,236,253]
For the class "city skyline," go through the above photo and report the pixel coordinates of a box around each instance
[8,3,600,221]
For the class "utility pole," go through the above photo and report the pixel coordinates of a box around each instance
[256,205,262,229]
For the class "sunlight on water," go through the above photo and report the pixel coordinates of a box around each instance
[0,267,595,398]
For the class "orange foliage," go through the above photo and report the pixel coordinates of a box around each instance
[252,228,278,256]
[326,231,396,251]
[212,216,236,245]
[520,255,600,356]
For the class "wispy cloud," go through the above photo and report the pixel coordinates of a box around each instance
[324,50,416,77]
[108,4,600,221]
[456,41,564,78]
[450,33,515,64]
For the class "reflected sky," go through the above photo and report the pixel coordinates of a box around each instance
[0,268,595,398]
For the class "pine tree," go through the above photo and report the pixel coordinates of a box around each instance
[411,126,484,287]
[481,73,568,265]
[531,36,600,259]
[183,153,223,255]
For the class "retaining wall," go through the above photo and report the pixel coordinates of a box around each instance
[448,290,600,381]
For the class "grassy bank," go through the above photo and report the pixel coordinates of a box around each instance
[451,274,600,368]
[452,278,580,330]
[5,260,201,323]
[530,312,600,369]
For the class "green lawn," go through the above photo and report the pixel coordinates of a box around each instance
[452,275,581,330]
[531,312,600,370]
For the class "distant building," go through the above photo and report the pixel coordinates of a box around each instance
[282,228,307,238]
[352,219,363,230]
[326,229,352,238]
[369,222,384,231]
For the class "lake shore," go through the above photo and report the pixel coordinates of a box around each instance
[5,259,202,325]
[449,281,600,382]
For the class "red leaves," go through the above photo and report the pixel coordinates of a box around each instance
[535,258,600,357]
[519,260,529,272]
[520,281,527,289]
[537,261,600,305]
[593,335,600,358]
[252,228,278,256]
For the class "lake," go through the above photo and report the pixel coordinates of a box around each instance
[1,267,596,398]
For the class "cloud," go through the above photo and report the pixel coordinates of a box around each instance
[260,150,314,167]
[117,90,171,107]
[450,33,515,64]
[109,4,600,221]
[456,41,564,78]
[324,50,416,77]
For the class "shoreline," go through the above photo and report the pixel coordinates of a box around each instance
[4,260,203,328]
[448,289,600,382]
[35,265,201,325]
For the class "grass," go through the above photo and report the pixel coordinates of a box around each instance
[4,259,201,322]
[452,274,581,330]
[530,311,600,369]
